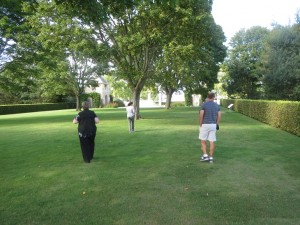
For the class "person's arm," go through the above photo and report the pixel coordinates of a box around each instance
[73,118,78,124]
[199,110,204,127]
[217,111,221,125]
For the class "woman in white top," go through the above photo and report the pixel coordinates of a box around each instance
[126,102,135,132]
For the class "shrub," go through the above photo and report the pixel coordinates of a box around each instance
[81,92,101,108]
[221,99,300,136]
[103,102,118,108]
[113,99,125,107]
[0,103,76,115]
[171,102,186,107]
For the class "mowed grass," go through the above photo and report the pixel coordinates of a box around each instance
[0,107,299,225]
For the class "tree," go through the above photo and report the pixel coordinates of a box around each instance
[0,0,43,103]
[222,26,270,99]
[262,24,300,100]
[54,0,225,117]
[135,0,226,109]
[22,1,109,109]
[105,75,132,101]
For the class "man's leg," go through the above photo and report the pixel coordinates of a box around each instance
[201,140,207,155]
[200,140,210,161]
[209,141,215,157]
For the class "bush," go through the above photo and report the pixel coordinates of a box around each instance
[0,103,76,115]
[81,92,101,108]
[113,99,125,107]
[171,102,186,107]
[103,102,118,108]
[221,99,300,136]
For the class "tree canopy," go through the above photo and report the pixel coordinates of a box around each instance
[0,0,226,111]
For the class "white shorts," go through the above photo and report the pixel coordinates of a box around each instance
[199,124,217,142]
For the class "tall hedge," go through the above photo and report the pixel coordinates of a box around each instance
[0,103,76,115]
[221,99,300,136]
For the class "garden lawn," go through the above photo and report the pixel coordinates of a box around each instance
[0,107,299,225]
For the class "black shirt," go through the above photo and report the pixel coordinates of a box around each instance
[76,109,97,136]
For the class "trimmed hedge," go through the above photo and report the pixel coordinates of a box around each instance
[221,99,300,136]
[0,103,76,115]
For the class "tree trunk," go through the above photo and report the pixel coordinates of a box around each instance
[76,95,81,111]
[132,87,142,119]
[165,88,175,109]
[131,77,147,120]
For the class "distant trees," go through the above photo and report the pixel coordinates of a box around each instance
[222,26,270,99]
[222,21,300,101]
[262,24,300,100]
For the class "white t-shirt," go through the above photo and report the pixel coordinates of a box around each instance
[126,105,135,118]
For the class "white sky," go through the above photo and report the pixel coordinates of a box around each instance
[212,0,300,43]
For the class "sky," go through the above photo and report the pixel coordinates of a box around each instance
[212,0,300,43]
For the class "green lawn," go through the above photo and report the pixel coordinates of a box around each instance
[0,107,299,225]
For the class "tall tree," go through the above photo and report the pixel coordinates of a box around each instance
[262,25,300,100]
[22,1,109,109]
[222,26,269,99]
[0,0,42,103]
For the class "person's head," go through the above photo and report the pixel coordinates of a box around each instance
[207,92,215,100]
[82,101,90,110]
[127,102,133,106]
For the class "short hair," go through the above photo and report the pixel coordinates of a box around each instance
[207,92,215,99]
[127,101,133,106]
[82,101,90,109]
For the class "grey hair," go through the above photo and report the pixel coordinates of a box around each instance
[82,101,90,109]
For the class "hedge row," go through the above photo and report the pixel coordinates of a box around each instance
[0,103,76,115]
[220,99,300,136]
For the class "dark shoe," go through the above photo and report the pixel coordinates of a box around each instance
[200,155,209,162]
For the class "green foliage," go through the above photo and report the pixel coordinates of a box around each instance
[221,99,300,136]
[222,26,270,99]
[170,102,186,107]
[80,92,101,108]
[1,0,226,115]
[0,103,75,115]
[262,25,300,100]
[103,98,124,108]
[105,75,132,101]
[113,99,125,107]
[103,102,118,108]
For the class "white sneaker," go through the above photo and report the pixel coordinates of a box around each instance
[200,155,209,162]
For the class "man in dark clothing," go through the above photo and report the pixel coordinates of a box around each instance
[73,101,100,163]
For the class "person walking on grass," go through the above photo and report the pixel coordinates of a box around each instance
[73,101,100,163]
[126,101,135,132]
[199,92,221,163]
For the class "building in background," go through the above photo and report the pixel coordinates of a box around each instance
[85,76,111,106]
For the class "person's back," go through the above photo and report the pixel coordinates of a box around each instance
[201,101,219,124]
[73,101,99,163]
[77,109,97,137]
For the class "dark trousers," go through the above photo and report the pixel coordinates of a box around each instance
[79,134,96,163]
[128,116,134,131]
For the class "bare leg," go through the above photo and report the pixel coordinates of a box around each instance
[201,140,207,155]
[209,141,215,157]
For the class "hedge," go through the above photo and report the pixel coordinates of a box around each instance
[221,99,300,136]
[0,103,76,115]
